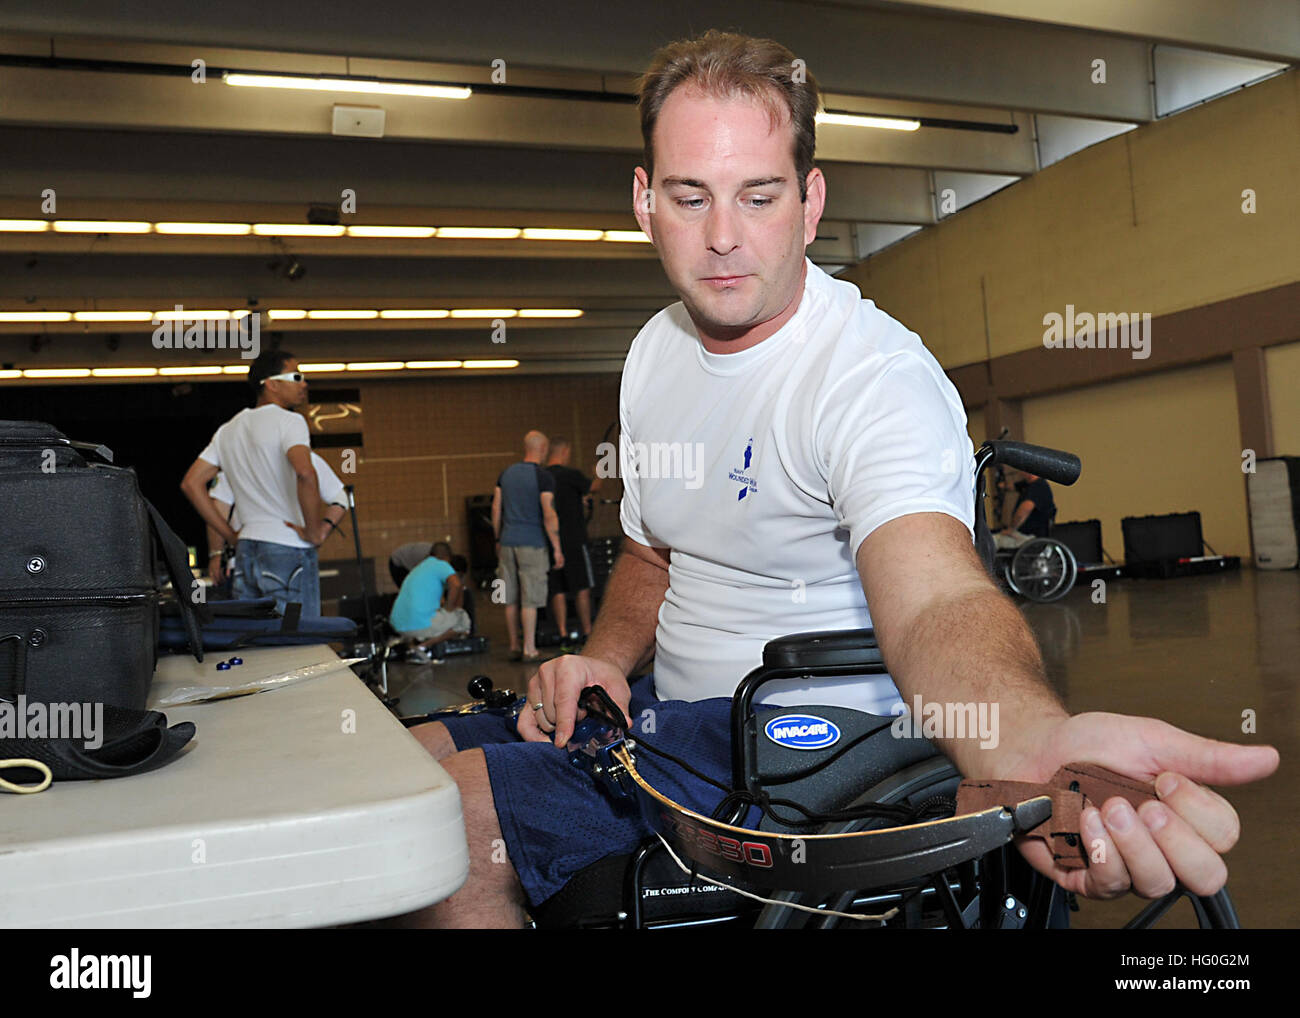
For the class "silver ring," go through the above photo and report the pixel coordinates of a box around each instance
[532,702,545,711]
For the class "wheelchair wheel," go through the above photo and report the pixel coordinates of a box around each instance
[753,755,1239,930]
[1009,538,1077,603]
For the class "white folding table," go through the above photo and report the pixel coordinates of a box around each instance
[0,644,468,927]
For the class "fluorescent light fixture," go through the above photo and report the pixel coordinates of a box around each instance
[154,222,253,235]
[520,228,603,242]
[815,111,920,131]
[307,310,380,320]
[224,72,471,101]
[0,369,22,378]
[345,361,405,371]
[52,220,152,233]
[462,359,519,369]
[0,311,73,322]
[91,367,159,377]
[159,366,224,376]
[267,309,308,320]
[72,311,155,322]
[222,365,250,374]
[517,309,583,318]
[436,227,521,240]
[405,360,463,369]
[153,310,234,321]
[450,309,517,318]
[23,368,92,378]
[0,220,51,232]
[379,309,450,319]
[602,230,651,243]
[251,223,346,237]
[297,363,346,372]
[347,225,437,238]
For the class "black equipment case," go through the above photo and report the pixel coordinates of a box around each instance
[0,420,202,709]
[1121,511,1240,579]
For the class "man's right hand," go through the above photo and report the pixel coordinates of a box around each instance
[518,654,631,748]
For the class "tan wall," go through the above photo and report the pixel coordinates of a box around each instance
[308,373,622,591]
[1019,360,1250,560]
[1267,339,1300,456]
[848,69,1300,369]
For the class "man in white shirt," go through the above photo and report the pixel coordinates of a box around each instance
[180,351,329,615]
[406,30,1276,927]
[205,453,348,594]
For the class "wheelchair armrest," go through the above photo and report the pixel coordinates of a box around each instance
[762,628,884,670]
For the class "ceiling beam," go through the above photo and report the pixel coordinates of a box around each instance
[0,1,1158,119]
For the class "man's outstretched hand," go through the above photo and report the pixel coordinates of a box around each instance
[986,712,1278,900]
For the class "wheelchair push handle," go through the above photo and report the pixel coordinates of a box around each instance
[981,440,1081,486]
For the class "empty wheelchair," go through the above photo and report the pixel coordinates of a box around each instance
[400,440,1239,930]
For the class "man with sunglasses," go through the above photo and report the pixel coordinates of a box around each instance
[181,351,328,616]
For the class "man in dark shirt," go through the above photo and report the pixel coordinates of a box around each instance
[544,437,604,646]
[994,470,1056,548]
[493,430,565,661]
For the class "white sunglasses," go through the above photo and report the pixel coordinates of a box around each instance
[262,371,306,384]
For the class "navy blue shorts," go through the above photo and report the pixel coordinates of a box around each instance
[438,673,751,907]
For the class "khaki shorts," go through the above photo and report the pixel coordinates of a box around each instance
[497,544,550,608]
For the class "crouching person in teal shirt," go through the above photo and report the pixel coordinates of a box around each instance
[390,552,471,661]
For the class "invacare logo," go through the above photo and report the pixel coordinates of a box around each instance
[764,714,840,750]
[50,949,151,998]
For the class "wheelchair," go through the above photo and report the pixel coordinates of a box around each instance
[401,440,1240,930]
[992,521,1079,604]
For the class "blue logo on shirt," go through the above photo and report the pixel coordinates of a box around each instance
[764,714,841,750]
[728,437,758,500]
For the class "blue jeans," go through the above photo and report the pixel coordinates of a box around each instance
[233,539,320,617]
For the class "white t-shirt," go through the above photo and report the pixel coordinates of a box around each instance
[210,453,345,531]
[198,405,316,548]
[619,258,974,713]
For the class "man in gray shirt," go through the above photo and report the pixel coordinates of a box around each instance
[493,430,564,662]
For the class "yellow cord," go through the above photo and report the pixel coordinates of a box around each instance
[0,758,53,794]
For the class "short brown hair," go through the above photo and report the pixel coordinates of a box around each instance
[637,29,821,201]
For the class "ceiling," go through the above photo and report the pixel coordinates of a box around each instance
[0,0,1294,377]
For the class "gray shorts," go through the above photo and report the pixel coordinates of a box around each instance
[497,544,550,608]
[400,607,471,640]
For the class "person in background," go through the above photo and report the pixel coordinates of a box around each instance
[448,553,477,635]
[390,546,470,664]
[994,470,1056,549]
[181,351,327,615]
[390,540,450,588]
[493,430,564,662]
[543,437,602,650]
[206,453,348,598]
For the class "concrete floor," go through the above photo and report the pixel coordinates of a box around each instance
[386,567,1298,929]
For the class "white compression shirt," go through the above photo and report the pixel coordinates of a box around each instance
[619,257,975,713]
